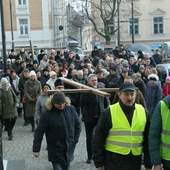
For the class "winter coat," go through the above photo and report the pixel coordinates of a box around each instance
[33,97,81,165]
[152,54,162,64]
[134,78,146,98]
[46,78,56,90]
[18,76,29,100]
[24,79,42,117]
[105,73,120,88]
[37,76,46,88]
[74,77,87,85]
[35,92,50,120]
[39,59,49,70]
[149,95,170,167]
[0,87,18,119]
[162,83,170,98]
[81,82,110,123]
[145,81,162,118]
[12,63,21,73]
[12,75,20,92]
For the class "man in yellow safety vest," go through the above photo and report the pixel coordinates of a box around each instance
[149,94,170,170]
[92,82,151,170]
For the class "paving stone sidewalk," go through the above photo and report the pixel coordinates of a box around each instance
[2,117,145,170]
[2,117,95,170]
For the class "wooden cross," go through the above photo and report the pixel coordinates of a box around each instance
[47,77,119,97]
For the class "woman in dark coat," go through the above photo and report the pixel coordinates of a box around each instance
[24,70,41,132]
[0,77,18,140]
[145,73,162,118]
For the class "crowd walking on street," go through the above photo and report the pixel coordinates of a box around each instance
[1,45,170,170]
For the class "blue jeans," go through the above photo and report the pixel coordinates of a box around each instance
[52,163,70,170]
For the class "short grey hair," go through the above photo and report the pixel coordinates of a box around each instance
[87,74,97,81]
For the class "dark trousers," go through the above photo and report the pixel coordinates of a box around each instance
[23,104,26,121]
[84,118,98,159]
[4,117,16,136]
[105,151,141,170]
[26,117,34,128]
[52,163,69,170]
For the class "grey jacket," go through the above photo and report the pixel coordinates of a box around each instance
[35,92,50,120]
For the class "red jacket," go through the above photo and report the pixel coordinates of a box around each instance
[162,83,170,98]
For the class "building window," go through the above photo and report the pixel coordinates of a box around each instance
[129,18,139,35]
[106,20,114,34]
[18,0,26,5]
[19,19,28,35]
[153,17,164,34]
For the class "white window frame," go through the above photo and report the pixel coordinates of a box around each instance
[18,18,29,36]
[153,16,164,35]
[129,18,139,35]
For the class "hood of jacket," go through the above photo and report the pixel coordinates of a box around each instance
[45,95,71,110]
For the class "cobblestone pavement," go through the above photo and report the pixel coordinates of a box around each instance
[3,117,145,170]
[3,117,95,170]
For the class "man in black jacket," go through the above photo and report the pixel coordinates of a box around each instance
[33,91,81,170]
[92,82,151,170]
[81,74,110,164]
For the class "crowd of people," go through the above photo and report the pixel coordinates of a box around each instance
[0,44,170,170]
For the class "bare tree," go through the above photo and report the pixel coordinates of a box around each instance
[70,0,122,45]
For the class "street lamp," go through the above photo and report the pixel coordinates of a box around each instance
[131,0,134,43]
[10,0,15,50]
[117,0,120,46]
[0,0,7,73]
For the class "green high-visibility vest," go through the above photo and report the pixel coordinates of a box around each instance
[160,101,170,160]
[105,103,146,155]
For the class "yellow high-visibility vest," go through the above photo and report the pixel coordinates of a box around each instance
[160,101,170,160]
[105,103,146,155]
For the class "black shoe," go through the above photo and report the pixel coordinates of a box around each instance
[23,122,28,126]
[86,158,92,164]
[8,135,13,141]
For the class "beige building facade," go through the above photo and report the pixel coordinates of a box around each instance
[0,0,55,51]
[91,0,170,49]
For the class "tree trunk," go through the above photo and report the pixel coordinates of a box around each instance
[105,35,111,45]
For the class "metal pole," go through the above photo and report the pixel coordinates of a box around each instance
[0,0,7,73]
[117,0,120,46]
[10,0,15,50]
[80,26,82,47]
[131,0,134,43]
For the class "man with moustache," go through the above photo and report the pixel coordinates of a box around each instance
[92,82,151,170]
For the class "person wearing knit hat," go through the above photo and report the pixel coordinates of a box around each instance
[33,91,81,170]
[148,73,159,82]
[24,69,42,132]
[46,71,57,90]
[0,77,18,140]
[49,71,57,78]
[139,65,145,70]
[51,91,66,106]
[54,79,64,90]
[61,68,68,78]
[0,77,9,87]
[145,73,162,118]
[29,70,36,77]
[35,84,51,124]
[162,76,170,98]
[42,68,50,82]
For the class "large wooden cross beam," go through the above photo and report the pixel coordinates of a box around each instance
[47,77,119,97]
